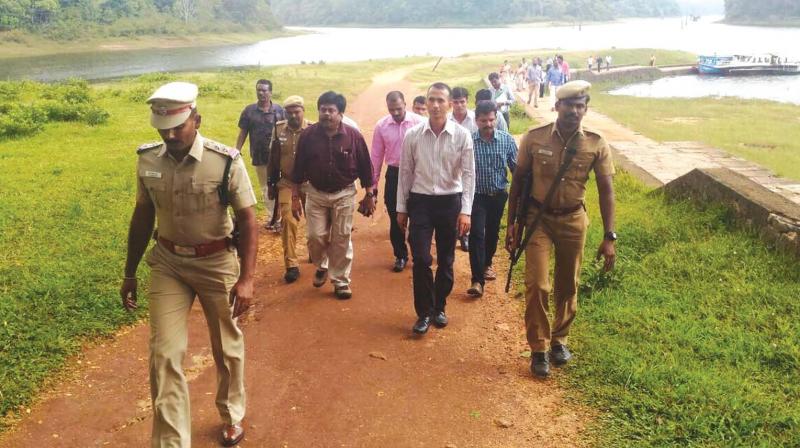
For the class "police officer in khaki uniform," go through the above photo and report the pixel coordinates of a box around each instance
[267,95,312,283]
[119,82,258,447]
[506,80,617,378]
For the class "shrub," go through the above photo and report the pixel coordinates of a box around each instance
[0,104,48,138]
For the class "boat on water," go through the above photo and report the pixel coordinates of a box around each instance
[697,54,800,76]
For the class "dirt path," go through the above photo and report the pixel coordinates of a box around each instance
[1,71,588,448]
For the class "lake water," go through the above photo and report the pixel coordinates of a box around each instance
[609,75,800,105]
[2,15,800,84]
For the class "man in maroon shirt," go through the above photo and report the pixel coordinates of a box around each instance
[290,91,375,299]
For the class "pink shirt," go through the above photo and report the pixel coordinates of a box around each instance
[560,60,571,81]
[370,111,424,185]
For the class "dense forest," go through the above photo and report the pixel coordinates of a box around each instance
[272,0,681,26]
[724,0,800,23]
[0,0,278,39]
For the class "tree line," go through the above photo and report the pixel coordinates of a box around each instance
[271,0,680,26]
[724,0,800,22]
[0,0,277,39]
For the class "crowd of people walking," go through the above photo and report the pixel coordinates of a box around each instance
[121,62,617,446]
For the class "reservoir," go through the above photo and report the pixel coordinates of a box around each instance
[2,16,800,82]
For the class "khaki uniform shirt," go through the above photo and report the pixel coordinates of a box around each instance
[267,119,312,189]
[517,122,615,209]
[135,132,257,246]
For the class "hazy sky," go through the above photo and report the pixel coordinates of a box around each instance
[676,0,725,14]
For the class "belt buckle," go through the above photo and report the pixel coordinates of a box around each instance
[174,245,197,257]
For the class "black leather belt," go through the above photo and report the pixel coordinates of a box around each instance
[529,198,584,216]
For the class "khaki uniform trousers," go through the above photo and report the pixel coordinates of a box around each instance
[524,208,589,352]
[278,185,302,269]
[145,243,245,448]
[255,165,278,224]
[305,183,356,287]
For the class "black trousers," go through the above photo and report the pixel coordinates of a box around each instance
[384,166,408,260]
[408,193,461,318]
[469,192,508,285]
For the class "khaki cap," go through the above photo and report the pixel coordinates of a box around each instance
[146,82,198,130]
[283,95,304,108]
[556,80,591,101]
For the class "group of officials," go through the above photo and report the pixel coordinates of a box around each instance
[120,75,617,447]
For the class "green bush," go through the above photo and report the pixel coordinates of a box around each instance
[0,80,109,139]
[0,104,48,138]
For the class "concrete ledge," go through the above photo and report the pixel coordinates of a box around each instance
[662,168,800,257]
[608,142,665,188]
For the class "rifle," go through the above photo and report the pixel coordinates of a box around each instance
[218,156,240,250]
[505,143,579,293]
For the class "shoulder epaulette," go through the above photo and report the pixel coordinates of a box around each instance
[527,122,553,135]
[137,142,162,154]
[204,139,241,159]
[582,127,604,138]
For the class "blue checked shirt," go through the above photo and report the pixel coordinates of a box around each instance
[472,129,518,194]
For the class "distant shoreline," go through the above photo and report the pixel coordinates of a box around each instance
[0,29,300,60]
[720,18,800,28]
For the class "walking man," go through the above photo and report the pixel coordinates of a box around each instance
[121,82,258,447]
[370,91,424,272]
[526,59,543,107]
[236,79,285,230]
[267,95,312,283]
[397,82,475,335]
[488,72,515,128]
[475,89,510,133]
[290,91,375,299]
[466,101,517,298]
[546,62,564,111]
[412,95,428,116]
[448,86,478,134]
[505,81,617,378]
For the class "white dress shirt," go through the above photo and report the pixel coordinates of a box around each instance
[397,119,475,215]
[448,109,478,134]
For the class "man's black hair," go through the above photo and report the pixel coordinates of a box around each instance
[386,91,405,102]
[475,100,497,117]
[256,79,273,91]
[451,87,469,100]
[413,95,426,105]
[317,91,347,113]
[427,82,452,98]
[488,72,500,81]
[475,89,492,102]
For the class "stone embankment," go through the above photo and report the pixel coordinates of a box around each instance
[505,71,800,257]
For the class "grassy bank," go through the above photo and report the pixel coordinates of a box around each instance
[419,47,800,445]
[517,171,800,446]
[589,88,800,181]
[0,29,299,60]
[0,56,426,426]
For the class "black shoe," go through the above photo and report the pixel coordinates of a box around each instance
[432,311,448,328]
[412,316,431,334]
[531,352,550,378]
[284,267,300,283]
[550,344,573,366]
[392,257,407,272]
[459,236,469,252]
[467,282,483,297]
[312,269,328,287]
[334,284,352,300]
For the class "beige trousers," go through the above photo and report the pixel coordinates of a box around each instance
[524,209,589,352]
[305,183,355,287]
[145,243,245,448]
[255,165,278,223]
[278,185,301,269]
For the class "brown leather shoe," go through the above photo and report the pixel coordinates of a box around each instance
[221,423,245,447]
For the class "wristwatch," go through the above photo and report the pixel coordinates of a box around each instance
[604,231,618,241]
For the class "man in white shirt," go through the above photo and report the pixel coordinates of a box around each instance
[448,86,478,134]
[397,82,476,335]
[489,72,515,129]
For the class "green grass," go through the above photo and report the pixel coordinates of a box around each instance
[507,171,800,446]
[589,89,800,180]
[0,56,424,425]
